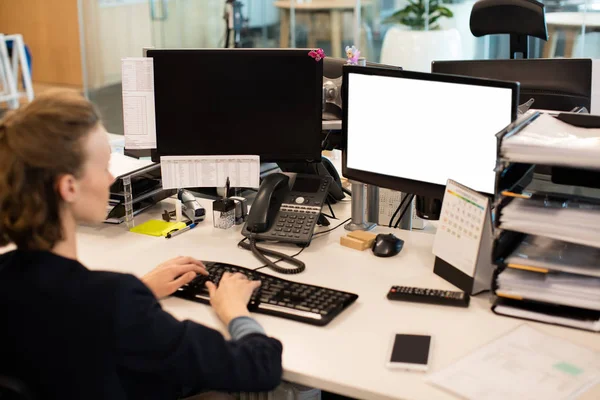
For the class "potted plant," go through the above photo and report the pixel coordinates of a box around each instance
[380,0,462,72]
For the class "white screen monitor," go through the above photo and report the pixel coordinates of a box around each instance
[342,67,519,198]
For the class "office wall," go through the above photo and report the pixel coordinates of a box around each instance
[81,0,153,89]
[81,0,223,90]
[0,0,83,86]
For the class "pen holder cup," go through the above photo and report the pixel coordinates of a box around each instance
[213,199,236,229]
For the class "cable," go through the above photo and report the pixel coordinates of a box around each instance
[252,246,307,272]
[327,199,336,220]
[238,239,306,274]
[237,215,349,274]
[394,194,414,229]
[312,217,351,238]
[321,130,332,149]
[388,194,411,228]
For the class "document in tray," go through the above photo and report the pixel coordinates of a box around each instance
[505,235,600,278]
[428,324,600,400]
[122,58,156,150]
[493,301,600,332]
[499,198,600,249]
[501,113,600,169]
[109,152,155,180]
[496,268,600,311]
[160,155,260,190]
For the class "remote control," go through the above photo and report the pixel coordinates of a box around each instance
[387,286,470,307]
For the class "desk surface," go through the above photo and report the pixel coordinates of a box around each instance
[545,11,600,27]
[274,0,369,11]
[75,197,600,400]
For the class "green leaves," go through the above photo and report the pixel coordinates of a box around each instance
[382,0,454,31]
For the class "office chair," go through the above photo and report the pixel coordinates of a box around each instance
[0,374,36,400]
[469,0,548,59]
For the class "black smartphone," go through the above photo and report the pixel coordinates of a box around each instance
[386,334,432,372]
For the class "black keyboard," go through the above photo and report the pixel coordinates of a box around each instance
[173,261,359,326]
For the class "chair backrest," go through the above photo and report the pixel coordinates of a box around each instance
[0,374,36,400]
[469,0,548,59]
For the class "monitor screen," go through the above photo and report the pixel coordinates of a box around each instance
[342,67,519,198]
[148,49,323,163]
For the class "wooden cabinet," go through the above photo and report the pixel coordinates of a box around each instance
[0,0,83,86]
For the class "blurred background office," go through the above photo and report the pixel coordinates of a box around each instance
[0,0,599,133]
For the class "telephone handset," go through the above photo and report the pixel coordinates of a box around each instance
[242,173,332,246]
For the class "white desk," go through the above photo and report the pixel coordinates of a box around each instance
[75,197,600,400]
[543,12,600,58]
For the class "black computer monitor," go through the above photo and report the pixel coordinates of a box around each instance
[148,49,323,163]
[342,66,519,219]
[431,58,592,112]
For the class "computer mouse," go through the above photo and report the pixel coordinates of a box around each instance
[372,233,404,257]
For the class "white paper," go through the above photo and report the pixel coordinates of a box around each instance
[499,198,600,249]
[378,188,402,226]
[496,268,600,311]
[428,325,600,400]
[378,189,424,229]
[121,58,157,150]
[505,235,600,278]
[109,152,155,179]
[502,113,600,169]
[433,180,489,277]
[160,155,260,190]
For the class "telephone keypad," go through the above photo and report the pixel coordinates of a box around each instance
[275,208,319,242]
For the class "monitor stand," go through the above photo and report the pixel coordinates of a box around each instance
[344,181,377,231]
[396,193,414,231]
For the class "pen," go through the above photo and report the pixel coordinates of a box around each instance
[166,223,197,239]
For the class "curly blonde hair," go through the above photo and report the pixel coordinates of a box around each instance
[0,90,100,250]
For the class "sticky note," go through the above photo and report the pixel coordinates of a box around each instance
[553,362,583,376]
[130,220,187,237]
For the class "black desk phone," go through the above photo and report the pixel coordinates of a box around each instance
[242,173,331,245]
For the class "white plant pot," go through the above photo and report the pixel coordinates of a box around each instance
[439,0,478,60]
[380,26,462,72]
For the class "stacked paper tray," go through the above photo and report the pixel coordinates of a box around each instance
[492,111,600,332]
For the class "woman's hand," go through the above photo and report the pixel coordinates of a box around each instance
[142,256,207,299]
[206,272,261,326]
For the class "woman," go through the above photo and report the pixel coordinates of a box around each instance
[0,90,282,399]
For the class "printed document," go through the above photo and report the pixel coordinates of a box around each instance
[160,155,260,190]
[428,324,600,400]
[121,58,156,149]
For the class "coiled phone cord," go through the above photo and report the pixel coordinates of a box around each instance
[240,239,306,275]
